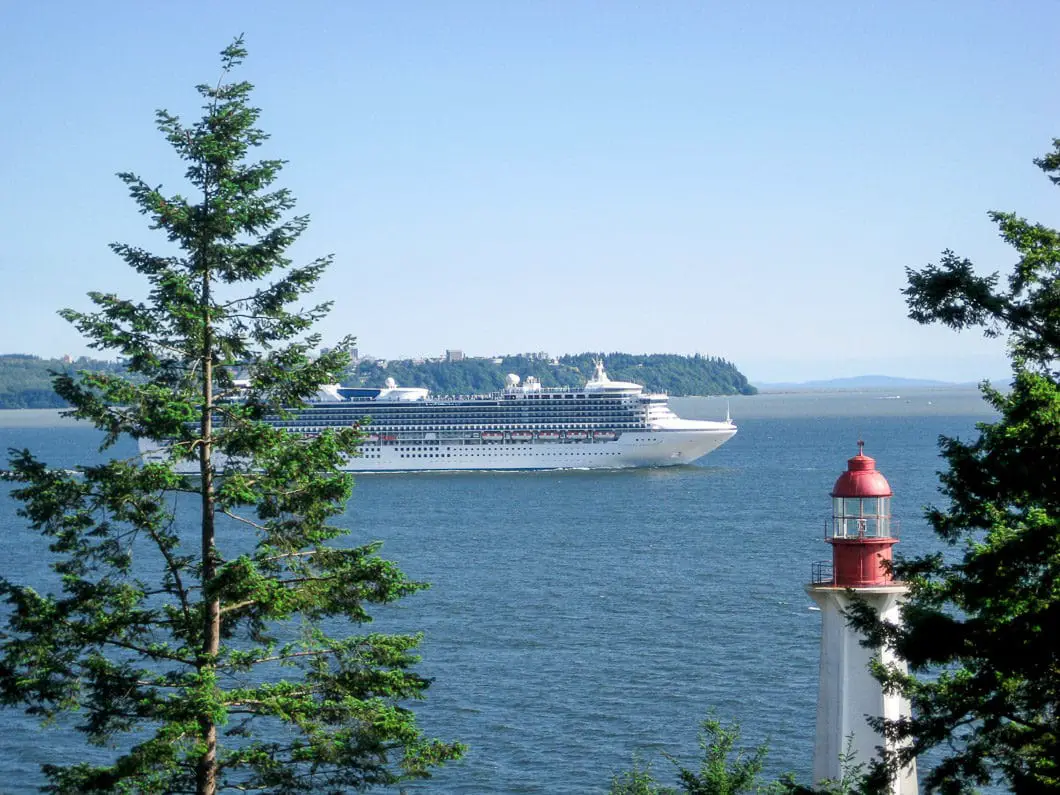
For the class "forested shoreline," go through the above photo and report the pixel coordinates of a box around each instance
[0,354,125,408]
[0,351,755,408]
[350,352,756,396]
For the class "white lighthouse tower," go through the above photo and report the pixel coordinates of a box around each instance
[807,442,917,794]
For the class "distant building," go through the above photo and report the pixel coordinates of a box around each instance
[350,347,359,361]
[446,349,464,362]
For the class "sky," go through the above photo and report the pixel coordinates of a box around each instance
[2,2,1058,384]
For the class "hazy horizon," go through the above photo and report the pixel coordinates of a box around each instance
[0,347,1010,388]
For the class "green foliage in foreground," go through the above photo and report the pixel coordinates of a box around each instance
[350,352,757,396]
[608,715,870,795]
[848,137,1060,793]
[0,38,462,794]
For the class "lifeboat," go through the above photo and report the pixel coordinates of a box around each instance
[511,431,533,441]
[382,434,397,442]
[538,431,561,440]
[482,431,504,441]
[593,430,617,441]
[366,434,379,442]
[565,430,588,440]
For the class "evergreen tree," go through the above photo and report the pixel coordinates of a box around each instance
[0,39,462,794]
[851,139,1060,793]
[607,715,868,795]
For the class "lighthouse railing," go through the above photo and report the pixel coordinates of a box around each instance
[810,560,834,586]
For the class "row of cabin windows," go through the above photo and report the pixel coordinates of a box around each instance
[396,450,622,458]
[304,402,637,412]
[287,423,639,432]
[298,417,640,423]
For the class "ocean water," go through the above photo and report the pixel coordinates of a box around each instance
[0,387,997,792]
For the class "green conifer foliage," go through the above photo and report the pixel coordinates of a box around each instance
[0,38,463,794]
[850,139,1060,794]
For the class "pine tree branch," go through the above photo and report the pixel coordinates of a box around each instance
[220,511,269,532]
[225,648,338,666]
[93,635,192,666]
[146,512,193,628]
[259,550,320,563]
[219,600,258,615]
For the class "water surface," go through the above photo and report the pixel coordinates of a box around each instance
[0,387,997,792]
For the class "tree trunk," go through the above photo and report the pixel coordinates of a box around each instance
[197,265,219,795]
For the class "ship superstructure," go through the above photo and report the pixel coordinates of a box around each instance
[141,362,737,472]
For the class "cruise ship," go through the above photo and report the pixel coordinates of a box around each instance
[141,362,737,472]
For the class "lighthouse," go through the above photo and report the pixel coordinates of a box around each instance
[807,442,917,794]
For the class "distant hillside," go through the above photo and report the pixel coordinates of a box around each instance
[0,354,124,409]
[758,374,957,391]
[349,353,756,396]
[0,351,756,408]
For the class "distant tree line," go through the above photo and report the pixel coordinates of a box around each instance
[0,351,755,409]
[348,353,757,396]
[0,354,125,408]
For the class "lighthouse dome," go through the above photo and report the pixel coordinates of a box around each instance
[831,441,892,498]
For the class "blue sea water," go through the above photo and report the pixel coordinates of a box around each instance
[0,388,997,793]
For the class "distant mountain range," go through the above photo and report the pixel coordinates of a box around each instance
[756,375,967,391]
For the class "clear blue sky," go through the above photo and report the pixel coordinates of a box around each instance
[2,1,1057,382]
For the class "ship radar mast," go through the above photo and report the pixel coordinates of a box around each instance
[593,359,609,383]
[585,360,643,393]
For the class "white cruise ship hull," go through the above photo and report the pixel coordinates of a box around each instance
[140,427,736,474]
[344,427,734,472]
[139,362,739,473]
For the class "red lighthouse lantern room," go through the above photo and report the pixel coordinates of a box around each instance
[828,441,898,587]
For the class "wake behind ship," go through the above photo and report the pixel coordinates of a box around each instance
[141,362,737,472]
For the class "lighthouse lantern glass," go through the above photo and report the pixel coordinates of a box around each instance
[832,496,891,538]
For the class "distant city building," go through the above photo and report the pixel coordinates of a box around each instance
[62,354,73,364]
[446,349,464,362]
[350,347,359,361]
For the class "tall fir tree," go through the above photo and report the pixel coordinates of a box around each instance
[850,139,1060,793]
[0,38,463,794]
